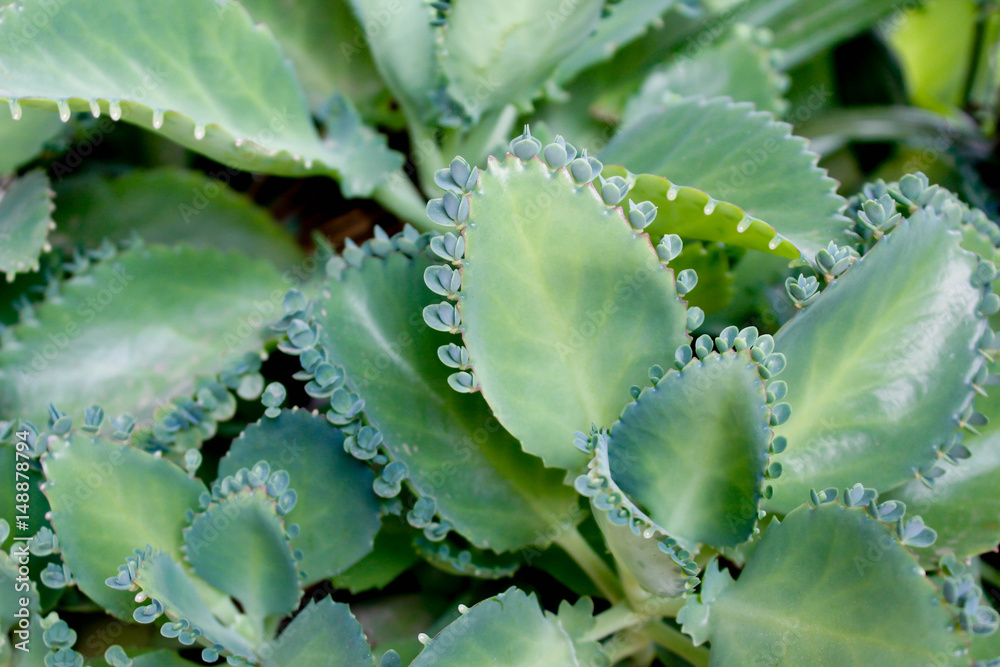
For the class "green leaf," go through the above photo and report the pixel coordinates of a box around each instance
[604,166,800,260]
[126,548,257,661]
[623,25,789,123]
[40,433,206,619]
[768,208,990,513]
[669,242,734,314]
[331,519,418,594]
[51,169,303,270]
[551,0,682,86]
[0,109,64,174]
[217,409,381,583]
[888,0,977,114]
[0,0,401,196]
[348,0,440,123]
[447,153,690,470]
[263,597,375,667]
[728,0,906,69]
[593,348,776,550]
[237,0,388,118]
[679,499,968,665]
[0,244,287,427]
[0,170,55,280]
[883,366,1000,560]
[183,486,301,629]
[601,96,850,260]
[438,0,604,121]
[410,587,582,666]
[315,246,579,552]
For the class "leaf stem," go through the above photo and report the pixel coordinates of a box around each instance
[554,528,625,604]
[582,604,638,642]
[641,619,709,667]
[603,630,653,664]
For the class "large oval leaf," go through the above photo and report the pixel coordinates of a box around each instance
[40,433,206,619]
[679,496,970,665]
[767,208,989,513]
[0,245,287,426]
[0,0,401,196]
[576,336,785,597]
[437,152,690,470]
[218,409,381,582]
[315,245,578,552]
[601,348,775,549]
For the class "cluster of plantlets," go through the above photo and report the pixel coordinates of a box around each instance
[2,0,1000,665]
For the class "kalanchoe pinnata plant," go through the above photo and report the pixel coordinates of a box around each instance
[2,0,1000,665]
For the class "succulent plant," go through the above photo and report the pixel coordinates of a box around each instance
[2,0,1000,665]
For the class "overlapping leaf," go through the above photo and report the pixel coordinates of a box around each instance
[40,433,206,618]
[601,96,850,260]
[0,245,287,426]
[0,0,401,196]
[218,409,381,582]
[0,109,64,174]
[768,209,989,513]
[623,25,789,123]
[447,154,690,470]
[680,497,971,665]
[52,169,302,270]
[437,0,604,122]
[238,0,388,117]
[183,488,301,629]
[316,247,578,552]
[0,171,55,280]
